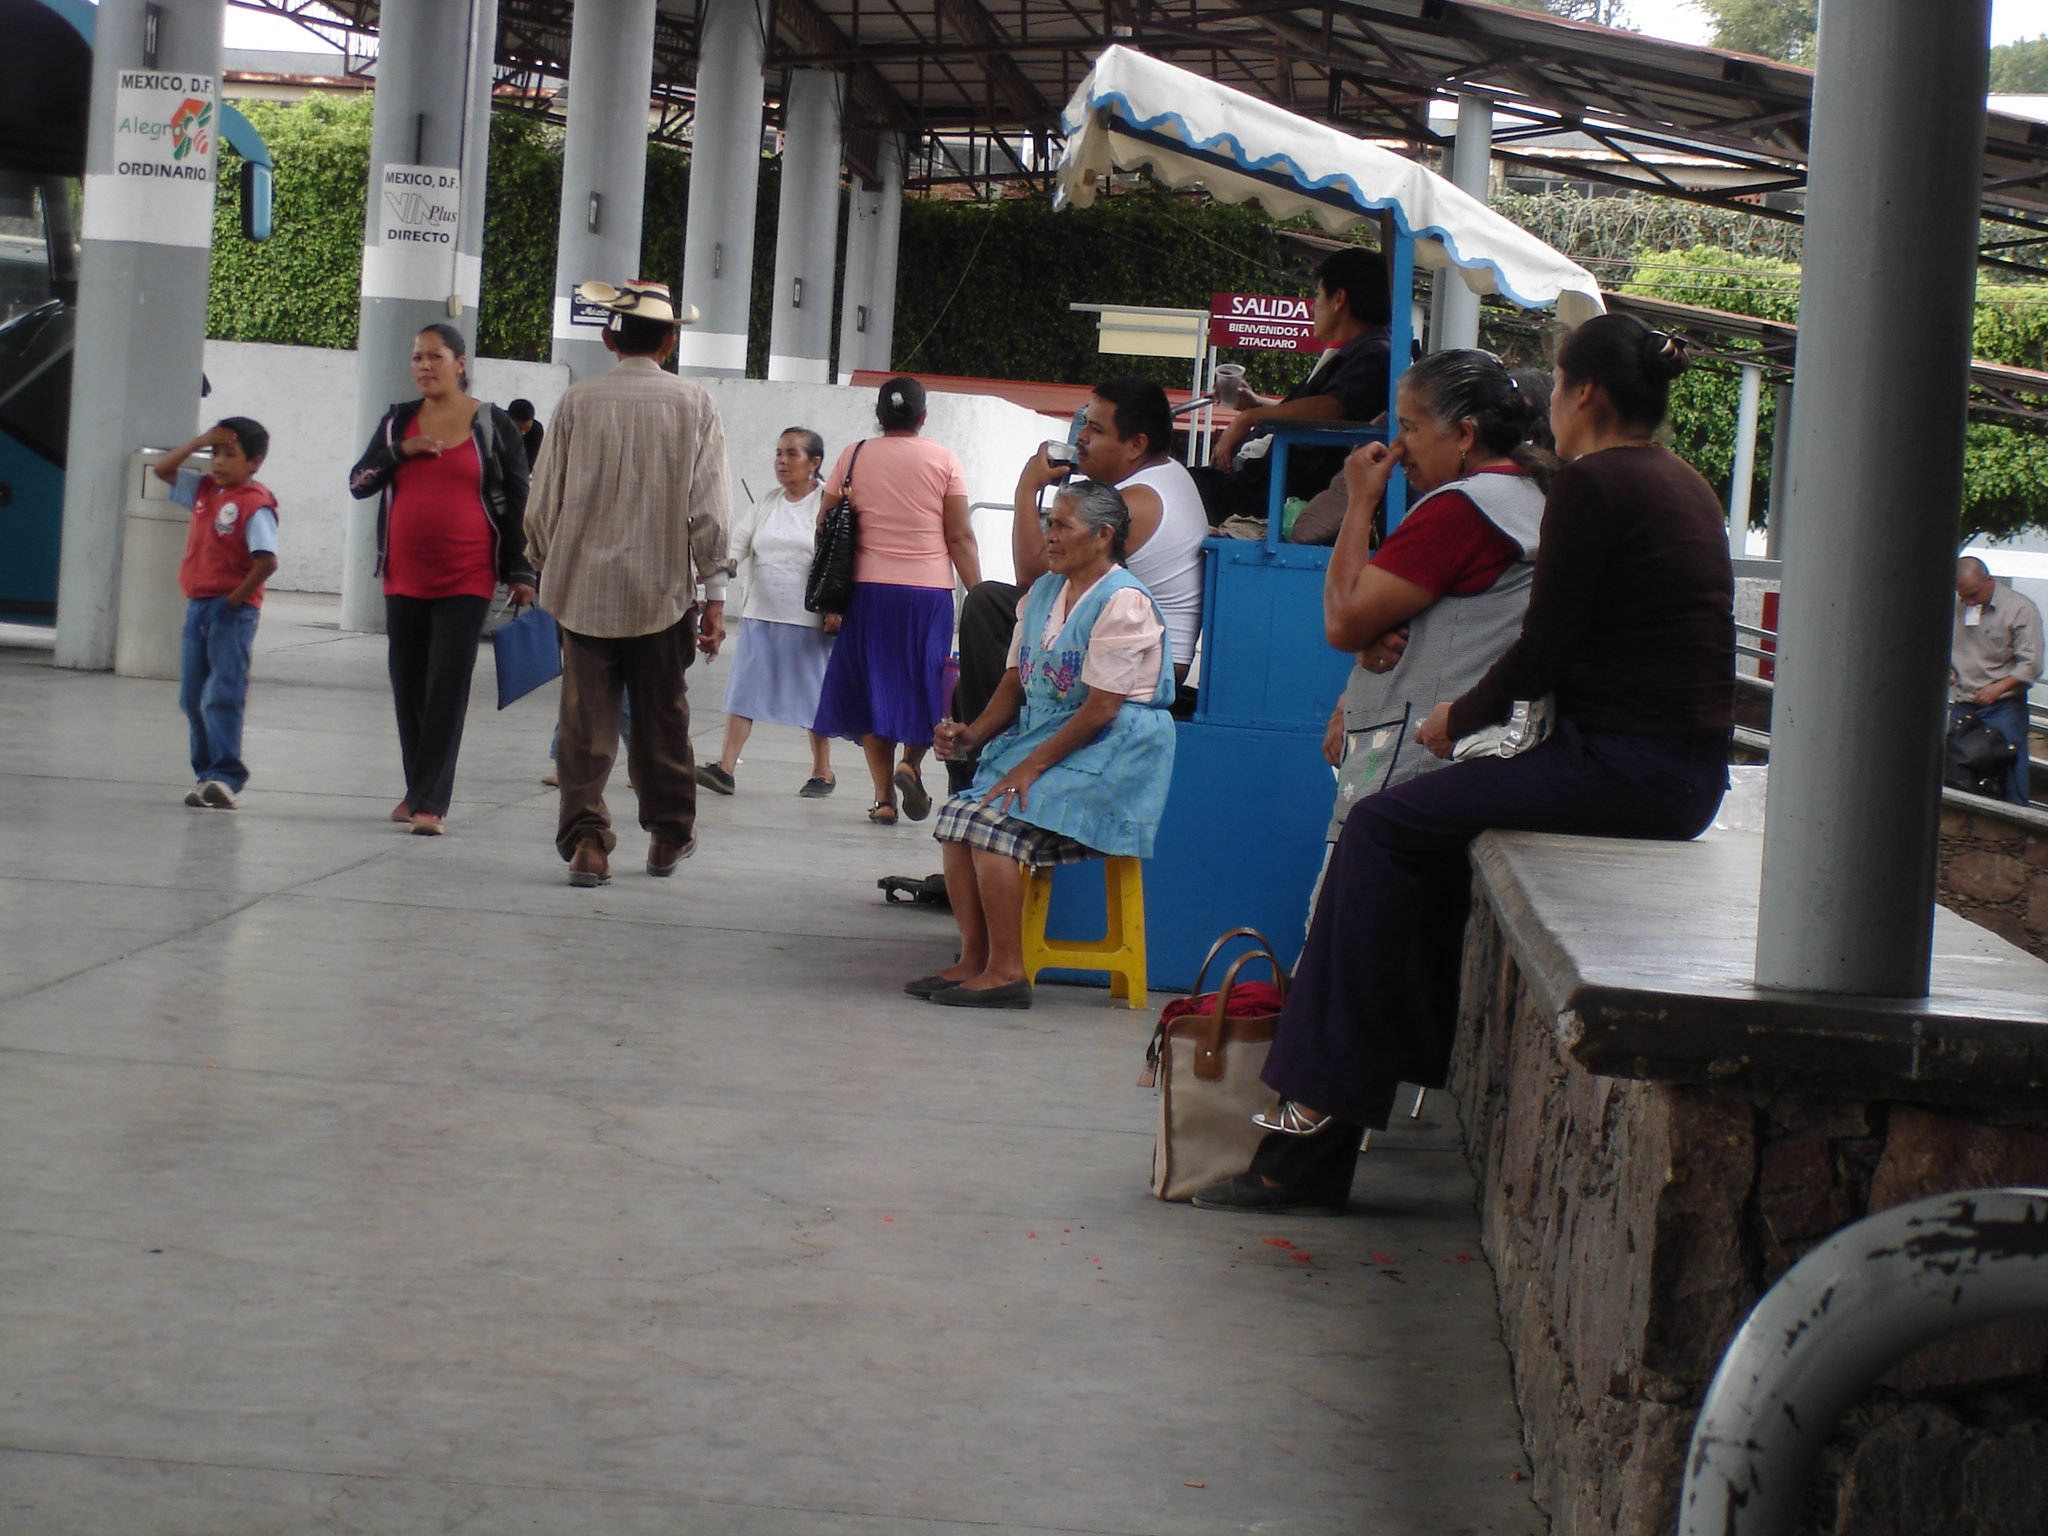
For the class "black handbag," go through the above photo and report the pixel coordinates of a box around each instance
[1944,708,2019,796]
[804,441,863,616]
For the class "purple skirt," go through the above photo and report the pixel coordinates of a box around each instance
[812,582,953,745]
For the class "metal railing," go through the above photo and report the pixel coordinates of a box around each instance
[1680,1188,2048,1536]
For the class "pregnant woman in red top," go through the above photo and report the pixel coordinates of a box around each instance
[349,323,536,834]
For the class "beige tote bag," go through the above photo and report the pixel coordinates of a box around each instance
[1141,928,1286,1201]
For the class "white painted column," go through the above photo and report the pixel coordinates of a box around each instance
[766,69,845,384]
[56,0,225,669]
[859,133,904,374]
[341,0,500,633]
[835,174,882,385]
[550,0,659,381]
[1429,94,1492,354]
[1729,362,1762,554]
[675,0,767,378]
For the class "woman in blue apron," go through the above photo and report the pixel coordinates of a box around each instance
[914,481,1177,1009]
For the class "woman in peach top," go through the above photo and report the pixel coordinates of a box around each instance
[812,376,982,823]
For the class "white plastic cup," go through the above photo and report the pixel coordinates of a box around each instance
[1213,363,1247,407]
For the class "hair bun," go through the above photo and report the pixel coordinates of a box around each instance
[1643,328,1691,383]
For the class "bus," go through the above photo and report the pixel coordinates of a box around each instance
[0,0,272,623]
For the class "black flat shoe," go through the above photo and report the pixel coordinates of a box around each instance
[903,973,958,998]
[695,763,736,796]
[928,980,1032,1009]
[1188,1173,1349,1216]
[798,776,836,798]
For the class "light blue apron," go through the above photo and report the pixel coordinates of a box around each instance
[972,568,1177,858]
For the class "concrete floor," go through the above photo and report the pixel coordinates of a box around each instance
[0,593,1540,1536]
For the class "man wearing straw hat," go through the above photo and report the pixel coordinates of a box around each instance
[525,280,736,887]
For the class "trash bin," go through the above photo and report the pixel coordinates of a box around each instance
[115,448,202,680]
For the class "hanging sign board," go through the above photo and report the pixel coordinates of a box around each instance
[1208,293,1321,352]
[82,71,219,249]
[359,163,465,303]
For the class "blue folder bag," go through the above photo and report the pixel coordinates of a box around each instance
[490,603,562,709]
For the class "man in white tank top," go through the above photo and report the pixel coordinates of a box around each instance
[1011,377,1207,681]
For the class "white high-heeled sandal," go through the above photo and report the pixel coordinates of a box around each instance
[1253,1100,1333,1136]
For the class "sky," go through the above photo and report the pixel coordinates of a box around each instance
[219,0,2048,56]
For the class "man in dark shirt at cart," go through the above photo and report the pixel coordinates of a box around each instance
[1189,246,1393,527]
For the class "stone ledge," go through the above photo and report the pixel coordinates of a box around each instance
[1473,830,2048,1103]
[1455,829,2048,1536]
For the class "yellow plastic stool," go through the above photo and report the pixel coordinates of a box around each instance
[1019,857,1148,1010]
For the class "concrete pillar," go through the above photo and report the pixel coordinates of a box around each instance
[56,0,225,670]
[1428,95,1491,354]
[675,0,767,378]
[766,70,844,383]
[550,0,659,381]
[1728,362,1761,554]
[1753,0,1991,996]
[1765,381,1793,561]
[860,133,904,374]
[836,173,882,385]
[341,0,500,634]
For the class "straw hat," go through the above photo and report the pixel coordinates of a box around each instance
[575,279,699,327]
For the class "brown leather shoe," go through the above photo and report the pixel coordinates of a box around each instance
[568,837,611,888]
[647,831,696,876]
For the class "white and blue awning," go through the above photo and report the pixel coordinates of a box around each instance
[1054,47,1605,328]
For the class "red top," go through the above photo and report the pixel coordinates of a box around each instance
[384,419,496,600]
[179,476,278,606]
[1369,472,1524,598]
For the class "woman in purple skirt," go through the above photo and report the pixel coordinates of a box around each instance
[812,377,983,824]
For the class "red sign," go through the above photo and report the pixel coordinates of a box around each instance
[1208,292,1322,352]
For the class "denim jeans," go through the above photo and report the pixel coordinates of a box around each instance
[1951,696,2033,805]
[179,596,261,791]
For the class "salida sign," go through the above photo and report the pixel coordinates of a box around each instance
[1209,293,1322,353]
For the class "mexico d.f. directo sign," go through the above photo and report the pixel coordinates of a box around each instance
[1209,294,1321,352]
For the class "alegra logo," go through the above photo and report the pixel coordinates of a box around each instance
[169,97,212,161]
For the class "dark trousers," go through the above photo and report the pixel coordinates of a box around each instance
[1950,697,2032,805]
[556,614,697,859]
[947,580,1023,794]
[386,593,490,817]
[1263,719,1729,1132]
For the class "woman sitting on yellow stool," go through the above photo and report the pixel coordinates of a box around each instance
[915,481,1177,1010]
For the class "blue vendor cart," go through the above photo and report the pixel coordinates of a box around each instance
[1037,46,1606,990]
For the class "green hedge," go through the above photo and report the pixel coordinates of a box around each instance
[208,99,2048,534]
[207,99,1346,395]
[1624,245,2048,539]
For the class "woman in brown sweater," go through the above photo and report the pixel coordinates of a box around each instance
[1195,313,1734,1215]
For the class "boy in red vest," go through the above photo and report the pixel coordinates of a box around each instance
[154,418,279,809]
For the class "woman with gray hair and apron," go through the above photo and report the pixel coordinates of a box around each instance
[1319,350,1553,834]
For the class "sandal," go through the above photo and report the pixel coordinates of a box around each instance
[867,801,899,825]
[894,764,932,822]
[1253,1100,1333,1136]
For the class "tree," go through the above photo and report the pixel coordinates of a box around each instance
[1989,35,2048,94]
[1693,0,1816,66]
[1498,0,1634,26]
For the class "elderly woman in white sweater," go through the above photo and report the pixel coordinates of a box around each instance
[696,428,838,797]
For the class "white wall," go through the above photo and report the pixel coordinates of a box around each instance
[194,345,1052,594]
[198,341,571,594]
[702,378,1052,590]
